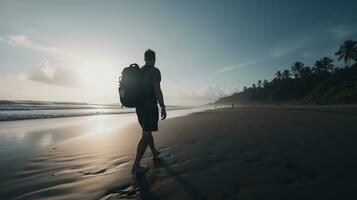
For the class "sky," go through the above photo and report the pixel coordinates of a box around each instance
[0,0,357,105]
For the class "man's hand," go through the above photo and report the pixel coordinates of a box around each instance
[161,107,167,120]
[153,82,166,120]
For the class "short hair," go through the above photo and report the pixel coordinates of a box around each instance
[144,49,156,61]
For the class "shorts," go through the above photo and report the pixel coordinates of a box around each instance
[136,102,159,132]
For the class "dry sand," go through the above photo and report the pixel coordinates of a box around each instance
[1,106,357,199]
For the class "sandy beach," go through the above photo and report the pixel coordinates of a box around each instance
[1,106,357,199]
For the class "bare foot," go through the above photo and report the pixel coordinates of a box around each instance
[131,165,149,174]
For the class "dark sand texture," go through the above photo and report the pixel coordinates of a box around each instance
[1,106,357,199]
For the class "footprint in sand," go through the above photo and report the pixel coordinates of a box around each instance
[80,158,132,177]
[100,184,140,200]
[82,168,107,176]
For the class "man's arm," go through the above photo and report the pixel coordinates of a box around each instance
[153,82,167,120]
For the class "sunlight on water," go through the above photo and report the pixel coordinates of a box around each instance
[39,133,53,147]
[0,107,211,161]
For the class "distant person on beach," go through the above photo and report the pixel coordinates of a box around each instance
[131,49,167,174]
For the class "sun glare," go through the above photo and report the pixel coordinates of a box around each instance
[80,59,120,91]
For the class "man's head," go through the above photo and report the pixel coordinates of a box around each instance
[144,49,156,66]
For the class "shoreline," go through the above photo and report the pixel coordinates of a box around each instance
[1,106,357,199]
[0,106,199,122]
[0,107,210,162]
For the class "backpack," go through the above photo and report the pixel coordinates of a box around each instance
[118,63,146,108]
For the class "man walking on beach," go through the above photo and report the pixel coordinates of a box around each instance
[132,49,167,174]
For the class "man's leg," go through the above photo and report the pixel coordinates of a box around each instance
[147,132,160,158]
[132,131,150,172]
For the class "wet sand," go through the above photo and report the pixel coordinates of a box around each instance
[1,106,357,199]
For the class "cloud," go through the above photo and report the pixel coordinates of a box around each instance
[163,83,242,105]
[0,62,117,104]
[271,24,357,58]
[301,51,313,58]
[328,25,357,39]
[215,66,236,73]
[5,73,28,80]
[0,34,77,60]
[271,47,295,58]
[270,42,306,58]
[270,31,316,58]
[221,84,242,96]
[5,34,32,46]
[28,59,82,87]
[214,59,263,74]
[0,74,101,103]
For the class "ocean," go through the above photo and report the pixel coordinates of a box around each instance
[0,101,208,162]
[0,100,191,121]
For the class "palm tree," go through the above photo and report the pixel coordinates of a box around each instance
[313,59,324,74]
[275,70,282,80]
[331,66,337,73]
[263,79,268,88]
[313,57,334,74]
[321,57,334,72]
[257,80,262,88]
[300,67,312,77]
[335,40,357,67]
[243,86,247,91]
[252,83,256,89]
[291,61,304,78]
[282,69,291,80]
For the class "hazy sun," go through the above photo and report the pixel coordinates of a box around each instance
[80,59,120,91]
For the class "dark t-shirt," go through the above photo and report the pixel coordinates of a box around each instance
[141,65,161,104]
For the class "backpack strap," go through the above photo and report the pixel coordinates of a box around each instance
[141,65,154,71]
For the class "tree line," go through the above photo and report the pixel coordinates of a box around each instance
[216,40,357,105]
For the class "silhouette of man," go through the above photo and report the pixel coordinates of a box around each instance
[132,49,167,174]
